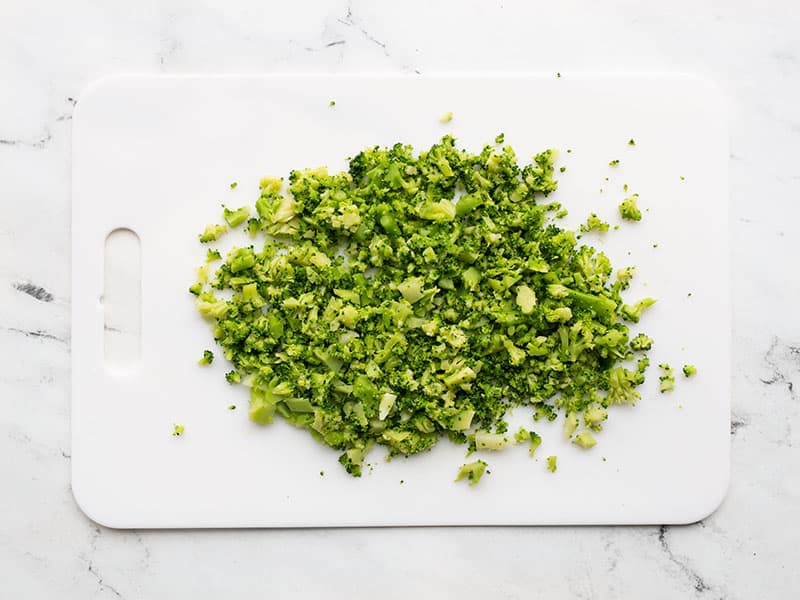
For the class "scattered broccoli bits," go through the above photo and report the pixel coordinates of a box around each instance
[659,363,676,393]
[173,424,185,437]
[439,111,454,123]
[609,159,620,167]
[455,460,488,486]
[618,194,642,221]
[191,134,661,480]
[547,455,558,473]
[198,350,214,365]
[682,364,697,378]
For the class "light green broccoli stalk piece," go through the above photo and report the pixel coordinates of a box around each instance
[580,212,610,233]
[455,460,488,486]
[474,432,511,451]
[618,194,642,221]
[439,111,454,123]
[198,350,214,365]
[198,223,227,243]
[573,432,597,448]
[630,333,654,351]
[223,205,250,227]
[659,363,675,393]
[547,455,558,473]
[621,298,656,323]
[683,364,697,378]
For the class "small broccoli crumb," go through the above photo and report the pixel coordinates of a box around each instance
[560,166,567,173]
[230,181,238,189]
[547,455,558,473]
[206,248,222,262]
[602,456,607,462]
[225,370,241,384]
[400,479,404,485]
[223,205,250,228]
[198,223,227,243]
[580,212,610,233]
[173,424,185,437]
[621,298,656,323]
[495,132,505,144]
[682,364,697,378]
[619,194,642,221]
[623,183,629,192]
[439,111,453,123]
[555,208,568,218]
[680,175,685,181]
[198,349,214,365]
[320,470,325,476]
[609,159,620,167]
[652,243,659,248]
[630,333,654,351]
[628,138,636,146]
[659,363,675,393]
[573,432,597,448]
[329,100,335,107]
[455,460,488,486]
[228,405,236,410]
[557,72,561,78]
[566,149,572,153]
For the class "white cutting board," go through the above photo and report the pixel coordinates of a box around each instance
[72,74,729,528]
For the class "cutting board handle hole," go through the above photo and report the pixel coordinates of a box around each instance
[104,228,141,373]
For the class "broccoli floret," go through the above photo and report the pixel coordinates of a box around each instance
[198,350,214,365]
[683,364,697,378]
[618,194,642,221]
[455,460,488,486]
[206,248,222,262]
[495,133,505,144]
[580,212,610,233]
[659,363,675,393]
[198,223,227,243]
[630,333,654,351]
[223,205,250,227]
[621,298,656,323]
[547,455,558,473]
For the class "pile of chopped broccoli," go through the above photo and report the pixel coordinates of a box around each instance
[191,135,662,479]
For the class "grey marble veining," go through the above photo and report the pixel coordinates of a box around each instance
[1,0,798,598]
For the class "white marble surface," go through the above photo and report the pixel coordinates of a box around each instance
[1,0,798,598]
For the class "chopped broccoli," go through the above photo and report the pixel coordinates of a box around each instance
[329,100,336,107]
[455,460,488,486]
[172,424,184,437]
[628,138,636,146]
[223,205,250,227]
[191,135,661,480]
[609,159,620,167]
[618,194,642,221]
[683,364,697,378]
[230,181,238,189]
[198,350,214,365]
[198,223,227,243]
[621,298,656,323]
[206,248,222,262]
[573,432,597,448]
[547,455,558,473]
[439,111,453,123]
[580,212,610,233]
[659,363,675,393]
[630,333,654,351]
[495,133,505,144]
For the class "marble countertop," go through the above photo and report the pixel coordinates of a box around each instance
[2,0,798,598]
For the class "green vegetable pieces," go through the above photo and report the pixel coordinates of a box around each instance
[191,135,659,479]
